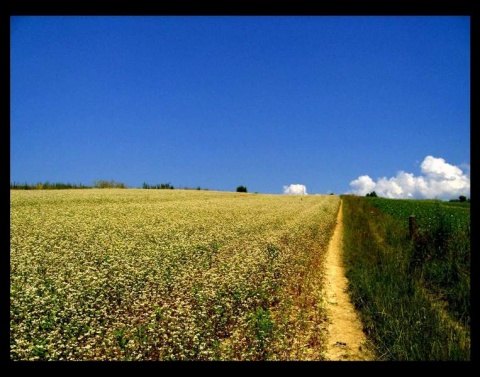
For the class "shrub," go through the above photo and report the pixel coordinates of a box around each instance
[93,180,126,189]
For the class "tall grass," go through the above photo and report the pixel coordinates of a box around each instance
[367,197,470,327]
[341,195,470,360]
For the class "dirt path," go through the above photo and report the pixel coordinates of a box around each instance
[323,200,375,361]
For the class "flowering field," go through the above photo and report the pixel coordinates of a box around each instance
[10,189,340,360]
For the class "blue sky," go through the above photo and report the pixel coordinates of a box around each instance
[10,16,470,199]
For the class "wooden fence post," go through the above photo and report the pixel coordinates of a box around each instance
[409,215,418,241]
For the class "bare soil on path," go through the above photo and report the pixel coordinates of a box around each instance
[323,200,375,361]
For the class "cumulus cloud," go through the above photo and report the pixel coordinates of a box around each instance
[349,175,376,196]
[348,156,470,200]
[283,184,308,195]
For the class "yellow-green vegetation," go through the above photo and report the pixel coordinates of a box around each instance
[10,189,340,361]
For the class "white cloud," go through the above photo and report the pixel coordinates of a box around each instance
[348,156,470,200]
[283,184,308,195]
[349,175,376,196]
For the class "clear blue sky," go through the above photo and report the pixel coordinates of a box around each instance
[10,16,470,198]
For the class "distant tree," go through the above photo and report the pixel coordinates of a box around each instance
[142,182,174,189]
[366,191,378,198]
[160,183,174,189]
[94,180,126,188]
[459,195,467,202]
[236,185,247,193]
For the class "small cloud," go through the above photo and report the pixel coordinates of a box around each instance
[348,156,470,200]
[283,184,308,195]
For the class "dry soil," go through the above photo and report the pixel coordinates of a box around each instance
[323,200,375,361]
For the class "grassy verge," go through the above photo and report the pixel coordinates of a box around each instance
[340,195,470,361]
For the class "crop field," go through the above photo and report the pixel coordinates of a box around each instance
[365,197,470,233]
[10,189,340,360]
